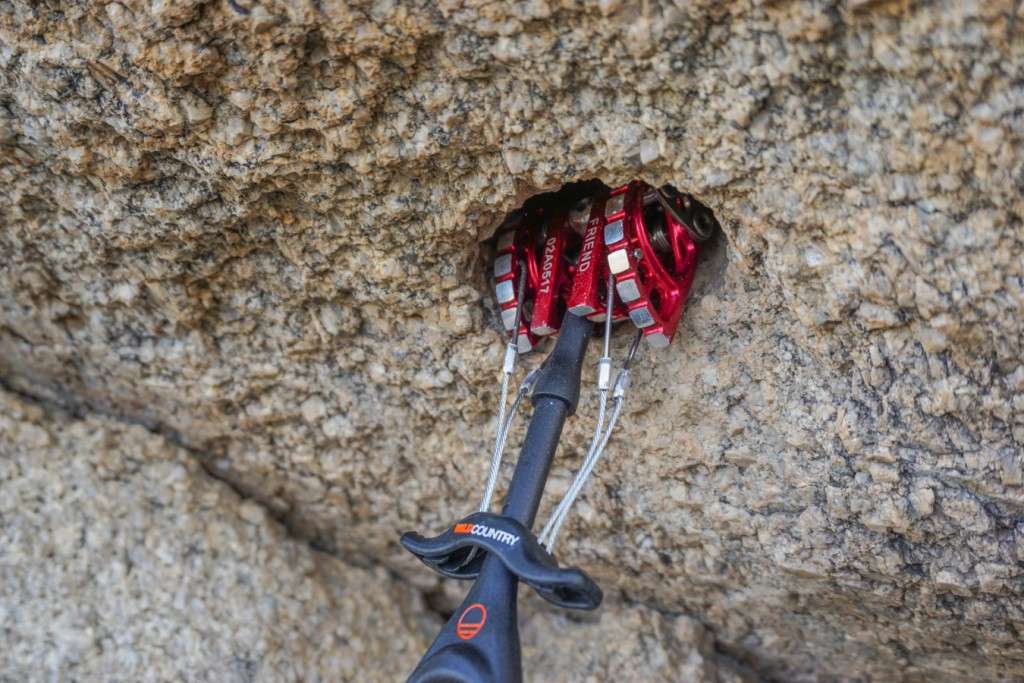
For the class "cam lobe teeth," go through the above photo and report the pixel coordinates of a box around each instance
[629,306,655,328]
[501,307,518,330]
[604,219,624,246]
[496,280,515,304]
[616,278,641,303]
[493,254,512,277]
[605,193,625,217]
[607,249,630,275]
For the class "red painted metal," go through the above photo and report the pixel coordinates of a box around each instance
[494,180,704,351]
[566,195,628,324]
[492,207,581,349]
[603,181,701,348]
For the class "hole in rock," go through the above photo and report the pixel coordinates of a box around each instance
[481,178,723,349]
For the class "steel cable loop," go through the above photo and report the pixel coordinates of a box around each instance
[479,369,512,511]
[479,264,528,512]
[495,368,540,463]
[482,367,541,509]
[540,330,641,552]
[538,275,616,545]
[541,376,627,551]
[538,277,617,547]
[537,388,607,546]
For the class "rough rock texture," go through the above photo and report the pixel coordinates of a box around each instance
[0,387,738,683]
[1,0,1023,681]
[0,388,432,682]
[520,607,754,683]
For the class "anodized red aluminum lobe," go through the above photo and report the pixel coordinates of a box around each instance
[529,213,573,337]
[603,181,700,348]
[493,212,539,353]
[566,196,606,319]
[566,194,629,324]
[494,180,701,353]
[492,204,582,350]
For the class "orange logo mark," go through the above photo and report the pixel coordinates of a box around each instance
[456,603,487,640]
[454,523,475,534]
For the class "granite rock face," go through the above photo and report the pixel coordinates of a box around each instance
[1,0,1022,681]
[520,608,755,683]
[0,387,737,682]
[0,388,431,682]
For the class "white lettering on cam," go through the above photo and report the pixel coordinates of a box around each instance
[538,237,557,294]
[577,219,600,274]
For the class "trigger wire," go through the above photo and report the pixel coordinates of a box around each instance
[480,263,529,512]
[538,277,640,551]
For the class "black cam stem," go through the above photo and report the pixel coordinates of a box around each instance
[407,312,593,683]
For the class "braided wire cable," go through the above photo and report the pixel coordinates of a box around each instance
[479,263,528,512]
[537,388,607,546]
[540,330,641,551]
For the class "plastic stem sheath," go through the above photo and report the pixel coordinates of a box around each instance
[406,312,592,683]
